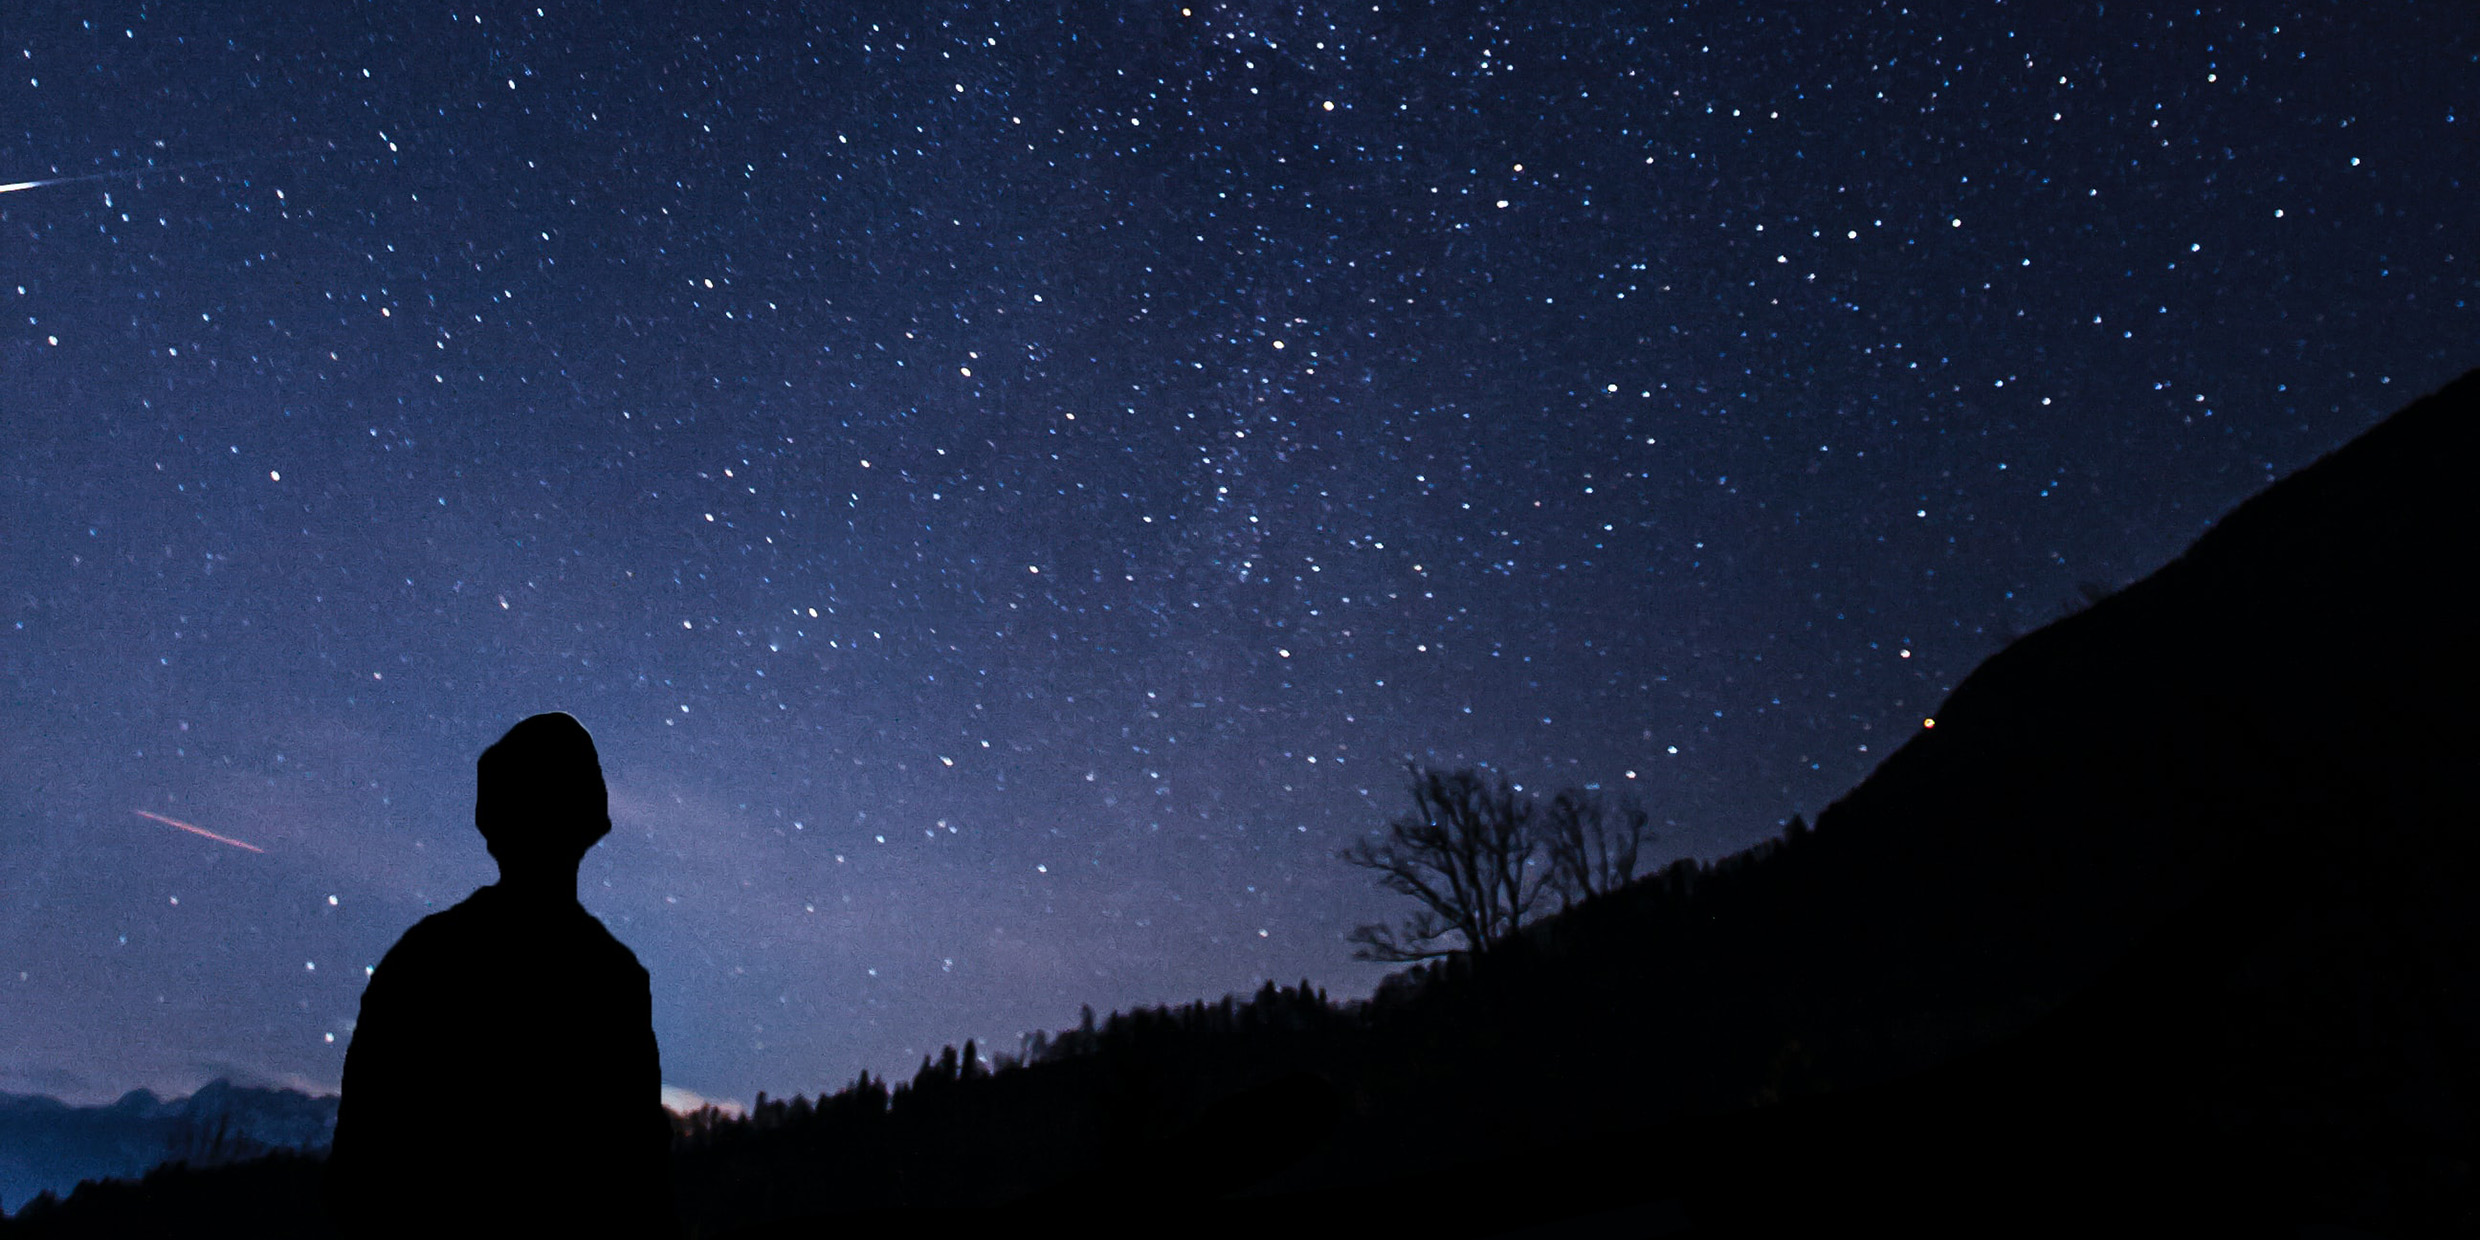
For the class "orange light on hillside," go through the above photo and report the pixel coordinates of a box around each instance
[1922,717,1936,729]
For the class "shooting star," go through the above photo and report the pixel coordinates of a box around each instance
[1,147,332,195]
[134,809,265,854]
[0,166,197,195]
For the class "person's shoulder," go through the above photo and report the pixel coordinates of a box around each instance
[573,909,650,979]
[393,891,496,947]
[367,891,495,982]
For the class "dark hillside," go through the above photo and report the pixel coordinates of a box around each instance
[1206,368,2479,1232]
[1417,366,2480,1232]
[1423,369,2476,1232]
[1722,363,2477,1211]
[1678,365,2480,1232]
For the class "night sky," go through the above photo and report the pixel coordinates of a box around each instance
[3,1,2472,1111]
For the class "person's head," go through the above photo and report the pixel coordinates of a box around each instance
[474,712,610,881]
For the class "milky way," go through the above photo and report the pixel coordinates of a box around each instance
[2,0,2471,1108]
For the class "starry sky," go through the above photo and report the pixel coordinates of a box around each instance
[2,0,2472,1110]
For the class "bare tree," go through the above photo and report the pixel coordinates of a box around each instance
[1341,766,1552,961]
[1542,788,1653,908]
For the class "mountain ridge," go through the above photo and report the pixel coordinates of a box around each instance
[0,1080,336,1216]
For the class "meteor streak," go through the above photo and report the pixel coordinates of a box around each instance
[1,148,329,195]
[0,167,193,195]
[134,809,265,854]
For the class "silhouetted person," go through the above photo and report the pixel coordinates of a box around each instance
[327,713,674,1238]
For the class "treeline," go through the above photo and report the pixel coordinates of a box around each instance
[666,975,1368,1228]
[662,784,1853,1232]
[665,768,1695,1227]
[673,976,1348,1151]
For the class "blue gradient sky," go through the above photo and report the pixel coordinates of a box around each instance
[2,0,2472,1107]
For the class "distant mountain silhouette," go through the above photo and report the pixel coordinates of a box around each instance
[0,1080,334,1218]
[7,368,2473,1236]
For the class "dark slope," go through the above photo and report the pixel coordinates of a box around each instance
[1213,370,2480,1235]
[1665,366,2480,1233]
[1469,367,2479,1233]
